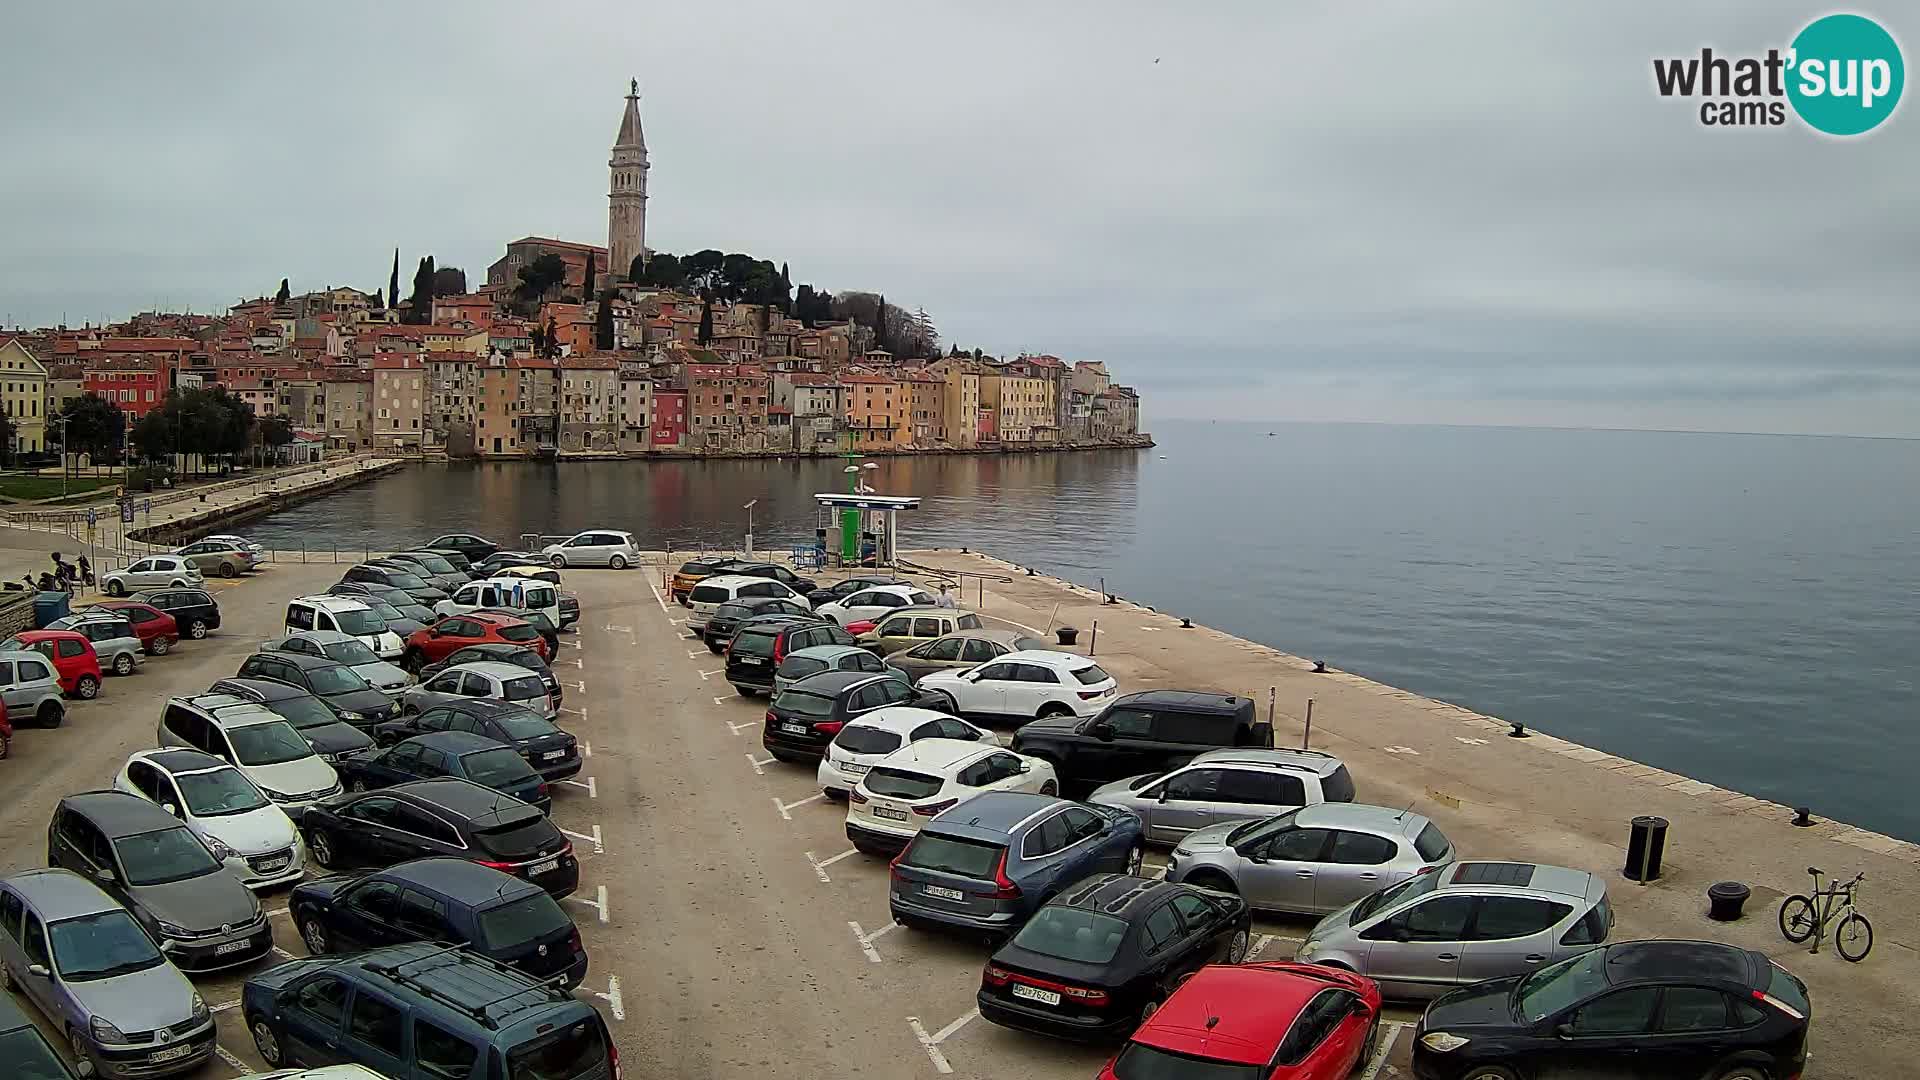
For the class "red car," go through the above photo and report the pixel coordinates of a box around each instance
[4,629,104,700]
[1097,962,1383,1080]
[403,611,550,670]
[0,699,11,759]
[89,601,180,655]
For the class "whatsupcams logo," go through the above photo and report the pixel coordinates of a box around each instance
[1653,13,1904,134]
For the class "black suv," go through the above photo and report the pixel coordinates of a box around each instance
[300,777,578,897]
[1011,690,1271,790]
[702,598,814,653]
[723,614,835,694]
[289,857,589,987]
[131,587,221,639]
[235,651,400,728]
[372,697,581,782]
[210,677,376,760]
[762,670,944,762]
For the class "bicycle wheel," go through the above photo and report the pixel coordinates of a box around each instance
[1778,895,1817,943]
[1836,912,1873,962]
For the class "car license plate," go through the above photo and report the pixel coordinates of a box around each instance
[781,722,809,735]
[1010,983,1062,1006]
[841,762,869,775]
[213,940,252,956]
[256,857,289,873]
[874,805,909,821]
[739,656,764,665]
[529,858,559,875]
[543,749,566,761]
[922,884,964,901]
[150,1044,195,1064]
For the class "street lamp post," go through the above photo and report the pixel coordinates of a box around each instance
[742,499,757,557]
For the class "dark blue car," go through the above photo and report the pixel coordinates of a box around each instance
[889,791,1144,938]
[333,731,550,814]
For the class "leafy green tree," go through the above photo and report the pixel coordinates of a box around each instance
[516,254,568,303]
[432,266,467,296]
[57,393,126,465]
[259,415,295,461]
[372,287,384,309]
[0,409,15,466]
[543,315,560,358]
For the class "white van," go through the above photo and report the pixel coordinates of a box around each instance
[433,577,562,628]
[284,595,405,660]
[686,573,811,632]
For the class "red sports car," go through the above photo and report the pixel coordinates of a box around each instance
[89,600,180,655]
[403,611,550,670]
[1097,962,1383,1080]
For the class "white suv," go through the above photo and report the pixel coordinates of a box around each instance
[815,706,997,798]
[542,529,639,569]
[845,739,1059,855]
[918,650,1119,724]
[686,574,810,632]
[814,584,937,626]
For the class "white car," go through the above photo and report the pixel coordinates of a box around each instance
[102,554,203,596]
[433,577,563,629]
[401,660,560,721]
[260,630,413,696]
[112,748,307,890]
[815,706,999,798]
[918,649,1119,723]
[686,574,810,632]
[814,584,937,627]
[542,529,639,569]
[156,695,343,811]
[285,595,405,660]
[846,739,1059,854]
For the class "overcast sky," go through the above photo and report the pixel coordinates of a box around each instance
[2,3,1913,435]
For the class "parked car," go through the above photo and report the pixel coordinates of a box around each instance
[541,529,639,569]
[338,563,448,605]
[260,631,412,696]
[888,629,1051,683]
[87,600,179,656]
[774,641,888,696]
[803,573,908,607]
[722,560,819,595]
[816,706,996,798]
[919,650,1119,726]
[670,556,751,604]
[1096,961,1384,1080]
[700,597,815,653]
[325,582,435,632]
[156,694,344,811]
[373,697,580,782]
[112,748,307,890]
[423,532,499,562]
[242,942,613,1076]
[846,739,1061,855]
[1,630,103,700]
[854,608,993,656]
[433,577,562,630]
[45,791,272,971]
[0,649,69,729]
[174,538,257,578]
[470,607,561,657]
[1411,940,1811,1080]
[724,615,850,695]
[979,875,1254,1040]
[421,547,481,578]
[132,587,221,640]
[1012,690,1273,789]
[889,791,1144,937]
[400,660,558,721]
[472,550,545,577]
[416,642,559,704]
[370,556,465,595]
[208,678,375,762]
[0,868,215,1079]
[234,652,401,728]
[686,574,810,632]
[493,565,579,626]
[288,858,588,987]
[334,732,551,814]
[1294,861,1614,1000]
[1089,747,1358,845]
[48,614,143,677]
[815,583,938,626]
[283,596,405,660]
[101,554,202,597]
[403,612,550,671]
[0,699,10,759]
[202,533,263,555]
[298,778,578,897]
[1167,804,1455,914]
[384,552,469,592]
[762,670,947,763]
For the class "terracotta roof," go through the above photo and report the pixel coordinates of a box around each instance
[784,373,841,387]
[507,236,609,255]
[686,364,767,378]
[101,337,197,352]
[559,354,619,370]
[840,373,897,385]
[372,355,423,370]
[767,405,792,415]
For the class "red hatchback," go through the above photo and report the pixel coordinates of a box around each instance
[1098,963,1383,1080]
[404,611,550,670]
[89,600,180,655]
[4,629,105,700]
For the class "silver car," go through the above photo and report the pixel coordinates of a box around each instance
[1294,860,1613,1000]
[101,555,203,597]
[0,868,214,1078]
[885,629,1051,684]
[1165,803,1454,914]
[541,529,639,569]
[401,660,558,720]
[174,539,257,578]
[1088,747,1356,845]
[773,644,896,696]
[49,614,144,677]
[260,631,412,696]
[0,648,68,730]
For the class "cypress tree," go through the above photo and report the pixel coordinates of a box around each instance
[583,252,597,301]
[275,278,290,303]
[389,249,400,310]
[595,294,615,351]
[697,293,713,345]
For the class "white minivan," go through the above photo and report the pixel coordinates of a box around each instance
[284,596,405,660]
[434,577,562,628]
[686,574,811,632]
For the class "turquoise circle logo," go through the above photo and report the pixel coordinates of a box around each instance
[1787,14,1905,135]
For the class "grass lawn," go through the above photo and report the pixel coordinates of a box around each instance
[0,473,122,501]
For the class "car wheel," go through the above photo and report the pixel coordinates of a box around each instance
[112,653,134,676]
[402,649,425,673]
[1125,845,1145,876]
[1037,703,1073,719]
[1713,1069,1768,1080]
[932,691,958,713]
[75,675,100,700]
[306,828,335,869]
[1139,998,1162,1021]
[1226,928,1250,963]
[0,959,13,988]
[1187,871,1238,894]
[549,554,567,569]
[105,580,126,597]
[610,554,627,570]
[37,702,63,729]
[149,636,172,656]
[1038,779,1058,796]
[298,918,330,955]
[187,619,208,639]
[823,788,847,801]
[1357,1018,1380,1068]
[0,731,8,760]
[219,562,237,578]
[1458,1068,1519,1080]
[250,1017,284,1068]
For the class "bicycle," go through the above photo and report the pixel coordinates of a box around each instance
[1779,866,1872,962]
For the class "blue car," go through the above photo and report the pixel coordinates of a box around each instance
[333,731,550,814]
[889,791,1144,937]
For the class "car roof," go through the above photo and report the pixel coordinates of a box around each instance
[1601,940,1760,989]
[383,858,543,906]
[443,643,528,657]
[461,612,530,628]
[408,731,506,754]
[697,574,767,590]
[1112,689,1252,714]
[1056,873,1181,918]
[12,629,85,641]
[251,650,348,671]
[335,942,585,1034]
[999,649,1094,669]
[135,747,228,775]
[211,677,306,702]
[185,695,296,730]
[787,645,866,662]
[293,595,371,612]
[1439,861,1595,900]
[1293,802,1432,837]
[444,698,543,720]
[0,868,123,919]
[1137,963,1360,1065]
[788,669,883,694]
[845,706,964,733]
[392,778,540,825]
[1190,747,1347,777]
[873,737,994,773]
[736,615,817,631]
[59,790,182,836]
[921,791,1064,841]
[290,629,358,645]
[0,648,52,665]
[443,661,538,681]
[848,583,922,598]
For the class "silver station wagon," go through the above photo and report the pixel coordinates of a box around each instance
[1165,803,1454,914]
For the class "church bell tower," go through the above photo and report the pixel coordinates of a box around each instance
[608,79,649,283]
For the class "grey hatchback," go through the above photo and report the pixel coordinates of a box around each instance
[889,791,1145,938]
[1165,803,1455,914]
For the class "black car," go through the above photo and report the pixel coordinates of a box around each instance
[288,857,588,987]
[384,553,469,592]
[335,731,551,814]
[209,677,376,760]
[421,547,482,578]
[762,670,944,763]
[474,551,545,577]
[235,651,401,729]
[804,574,909,607]
[300,777,578,897]
[339,563,449,605]
[1411,940,1812,1080]
[373,697,581,782]
[727,561,819,596]
[1010,690,1273,790]
[724,614,837,693]
[131,587,221,639]
[978,875,1253,1041]
[703,597,815,652]
[417,642,561,703]
[425,533,500,562]
[472,606,560,655]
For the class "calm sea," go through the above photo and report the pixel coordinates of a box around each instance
[242,421,1920,841]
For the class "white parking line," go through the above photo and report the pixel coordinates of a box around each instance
[262,907,290,919]
[561,639,582,650]
[210,999,243,1013]
[688,649,708,660]
[603,624,633,634]
[806,848,858,882]
[566,679,586,693]
[272,945,296,959]
[560,824,605,853]
[560,706,588,719]
[848,919,899,963]
[1360,1021,1409,1080]
[560,776,597,798]
[645,575,671,615]
[776,793,827,820]
[215,1045,254,1074]
[699,669,725,679]
[591,976,627,1021]
[581,740,591,758]
[906,1009,978,1074]
[727,719,758,735]
[567,884,610,924]
[1251,933,1301,958]
[746,753,777,775]
[557,657,584,668]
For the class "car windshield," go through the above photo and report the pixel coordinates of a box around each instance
[1072,663,1113,685]
[834,724,903,755]
[114,827,220,885]
[864,767,946,800]
[775,689,835,718]
[367,600,409,622]
[503,676,547,701]
[733,631,777,657]
[331,609,387,637]
[505,1018,607,1080]
[477,893,572,951]
[321,639,381,665]
[263,694,339,730]
[689,585,730,603]
[900,834,1004,878]
[713,603,752,622]
[228,720,315,766]
[177,767,270,815]
[1351,865,1443,924]
[409,554,457,574]
[494,711,556,739]
[1011,907,1131,965]
[1515,949,1612,1023]
[1110,1042,1260,1080]
[498,624,541,643]
[0,1027,71,1080]
[306,664,373,695]
[386,571,431,590]
[1225,810,1300,847]
[463,748,538,787]
[502,651,545,672]
[49,909,164,982]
